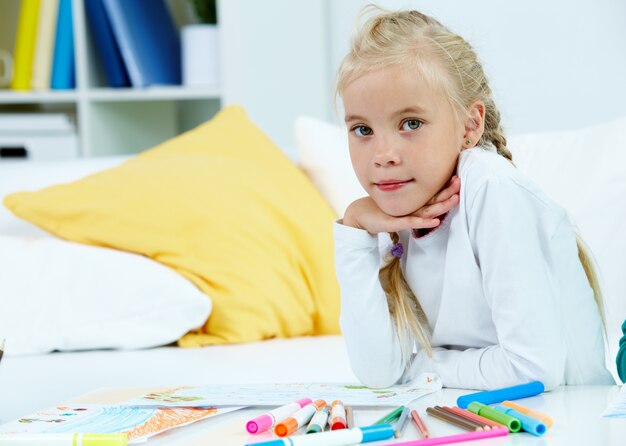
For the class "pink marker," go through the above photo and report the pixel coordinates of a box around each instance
[381,426,509,446]
[246,398,312,434]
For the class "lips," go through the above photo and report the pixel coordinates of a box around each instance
[374,179,414,192]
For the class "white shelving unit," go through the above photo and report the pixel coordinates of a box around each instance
[0,0,332,159]
[0,0,221,158]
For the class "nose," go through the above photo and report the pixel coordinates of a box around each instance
[373,138,400,167]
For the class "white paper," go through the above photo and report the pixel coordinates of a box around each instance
[121,373,442,408]
[602,385,626,418]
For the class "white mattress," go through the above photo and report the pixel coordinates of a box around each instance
[0,335,355,424]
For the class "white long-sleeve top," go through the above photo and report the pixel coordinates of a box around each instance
[334,147,614,391]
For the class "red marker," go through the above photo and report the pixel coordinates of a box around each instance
[330,400,347,430]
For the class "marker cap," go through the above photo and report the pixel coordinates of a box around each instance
[297,398,313,407]
[275,418,298,437]
[360,424,395,442]
[331,420,346,430]
[246,415,273,434]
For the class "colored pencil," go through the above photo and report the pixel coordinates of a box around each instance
[444,406,502,429]
[410,410,429,438]
[345,406,354,428]
[426,407,482,431]
[374,406,405,425]
[379,426,509,446]
[436,406,490,430]
[394,406,411,438]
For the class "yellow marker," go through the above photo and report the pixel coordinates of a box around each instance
[0,433,127,446]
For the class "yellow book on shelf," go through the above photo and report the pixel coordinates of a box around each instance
[11,0,41,91]
[31,0,58,90]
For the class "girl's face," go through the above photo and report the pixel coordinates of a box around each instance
[343,65,466,217]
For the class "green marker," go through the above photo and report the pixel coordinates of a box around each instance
[0,433,128,445]
[467,402,521,432]
[374,405,405,425]
[306,406,330,434]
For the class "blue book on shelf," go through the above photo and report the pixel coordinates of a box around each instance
[101,0,181,87]
[84,0,130,87]
[50,0,75,89]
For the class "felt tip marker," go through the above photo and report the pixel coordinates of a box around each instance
[501,400,553,428]
[275,399,326,437]
[0,433,128,446]
[492,405,547,436]
[306,406,329,434]
[457,381,544,409]
[246,398,312,434]
[244,424,394,446]
[330,400,347,430]
[467,402,521,433]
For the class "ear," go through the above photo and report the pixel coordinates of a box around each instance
[462,101,485,148]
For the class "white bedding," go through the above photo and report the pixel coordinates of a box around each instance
[0,335,354,424]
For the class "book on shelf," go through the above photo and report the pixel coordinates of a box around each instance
[50,0,75,90]
[30,0,59,90]
[84,0,130,88]
[11,0,40,91]
[101,0,182,87]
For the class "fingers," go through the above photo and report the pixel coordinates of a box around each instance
[386,215,441,233]
[414,191,460,219]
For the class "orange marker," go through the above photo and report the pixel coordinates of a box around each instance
[502,401,553,428]
[275,399,326,437]
[330,400,347,430]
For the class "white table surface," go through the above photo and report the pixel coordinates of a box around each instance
[68,385,625,446]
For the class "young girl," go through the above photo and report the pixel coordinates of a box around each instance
[334,7,614,390]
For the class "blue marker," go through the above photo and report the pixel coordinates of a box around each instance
[492,404,547,436]
[457,381,545,409]
[243,424,394,446]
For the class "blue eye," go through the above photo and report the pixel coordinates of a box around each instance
[353,125,373,137]
[401,119,422,131]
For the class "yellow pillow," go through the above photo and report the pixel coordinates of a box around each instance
[4,106,340,346]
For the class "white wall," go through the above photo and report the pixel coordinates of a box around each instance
[328,0,626,136]
[217,0,624,150]
[219,0,331,156]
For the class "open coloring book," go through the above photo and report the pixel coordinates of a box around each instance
[121,373,442,408]
[0,404,242,443]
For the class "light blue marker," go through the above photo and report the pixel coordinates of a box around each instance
[492,404,547,436]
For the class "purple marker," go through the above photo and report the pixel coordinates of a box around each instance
[246,398,312,434]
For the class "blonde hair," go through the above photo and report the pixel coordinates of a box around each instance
[336,5,605,358]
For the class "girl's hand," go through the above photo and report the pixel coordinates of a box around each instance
[342,175,461,235]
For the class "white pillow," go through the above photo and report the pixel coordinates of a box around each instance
[0,157,212,355]
[295,114,626,382]
[0,235,212,355]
